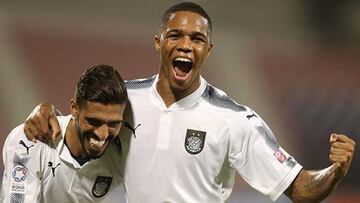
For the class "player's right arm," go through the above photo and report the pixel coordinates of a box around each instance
[1,125,44,202]
[24,102,61,142]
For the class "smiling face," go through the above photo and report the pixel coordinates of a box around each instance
[71,100,125,159]
[155,11,213,96]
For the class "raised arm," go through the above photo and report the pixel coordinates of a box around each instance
[24,102,61,143]
[285,133,355,202]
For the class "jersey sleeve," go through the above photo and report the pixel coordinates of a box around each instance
[228,110,302,201]
[1,124,44,203]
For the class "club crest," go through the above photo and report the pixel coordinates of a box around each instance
[92,176,113,198]
[184,129,206,155]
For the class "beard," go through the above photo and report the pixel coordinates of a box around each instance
[74,117,114,159]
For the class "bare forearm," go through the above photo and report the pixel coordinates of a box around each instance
[285,133,355,202]
[286,165,341,202]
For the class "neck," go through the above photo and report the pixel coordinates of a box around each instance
[156,75,200,108]
[65,118,86,158]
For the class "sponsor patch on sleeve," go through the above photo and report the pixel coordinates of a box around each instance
[10,182,26,194]
[274,148,287,163]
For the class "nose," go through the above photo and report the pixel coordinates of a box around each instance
[177,36,192,53]
[94,124,109,140]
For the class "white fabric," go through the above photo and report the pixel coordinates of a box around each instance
[121,75,302,203]
[1,115,124,203]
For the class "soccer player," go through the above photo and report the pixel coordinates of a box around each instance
[1,65,128,202]
[21,2,355,203]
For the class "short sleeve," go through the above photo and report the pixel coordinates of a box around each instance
[1,124,43,203]
[228,110,302,201]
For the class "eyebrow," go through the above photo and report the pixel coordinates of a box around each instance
[85,117,122,124]
[166,29,208,38]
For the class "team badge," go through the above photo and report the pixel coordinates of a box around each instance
[184,129,206,155]
[11,165,28,183]
[92,176,113,198]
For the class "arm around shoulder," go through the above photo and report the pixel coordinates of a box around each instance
[24,102,61,143]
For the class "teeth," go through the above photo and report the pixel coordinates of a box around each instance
[174,57,191,63]
[89,138,105,147]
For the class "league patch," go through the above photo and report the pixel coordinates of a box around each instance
[184,129,206,155]
[11,165,28,183]
[92,176,113,198]
[274,148,287,163]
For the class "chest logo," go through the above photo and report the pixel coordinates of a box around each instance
[48,161,61,177]
[92,176,113,198]
[185,129,206,155]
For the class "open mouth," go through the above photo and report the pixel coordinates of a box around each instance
[89,137,105,148]
[172,57,193,78]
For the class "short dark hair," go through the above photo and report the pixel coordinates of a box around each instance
[75,64,128,107]
[160,2,212,33]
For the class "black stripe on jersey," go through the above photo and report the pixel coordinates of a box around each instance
[255,125,298,167]
[255,125,279,151]
[286,156,298,168]
[11,193,24,203]
[13,153,30,167]
[201,85,246,112]
[125,76,156,89]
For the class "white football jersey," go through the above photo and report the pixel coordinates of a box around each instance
[1,115,124,203]
[120,75,302,203]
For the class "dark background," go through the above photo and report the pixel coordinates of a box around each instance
[0,1,359,202]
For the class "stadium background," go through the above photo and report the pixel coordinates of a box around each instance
[0,0,359,202]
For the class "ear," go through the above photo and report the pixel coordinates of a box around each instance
[206,42,214,58]
[70,98,78,118]
[154,35,161,53]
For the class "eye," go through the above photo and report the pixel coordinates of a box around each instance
[192,36,206,43]
[167,33,180,39]
[86,118,102,127]
[108,121,121,128]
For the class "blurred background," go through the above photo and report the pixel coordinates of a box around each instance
[0,0,359,202]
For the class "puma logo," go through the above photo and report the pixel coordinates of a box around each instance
[19,140,34,154]
[246,113,257,120]
[48,161,61,177]
[124,122,141,138]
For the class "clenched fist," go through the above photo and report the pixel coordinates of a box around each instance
[329,133,356,179]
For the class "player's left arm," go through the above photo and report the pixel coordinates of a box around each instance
[284,133,356,202]
[1,125,44,202]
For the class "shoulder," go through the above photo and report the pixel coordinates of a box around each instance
[200,84,273,134]
[200,84,247,113]
[4,124,28,149]
[125,75,156,90]
[4,123,53,159]
[3,124,47,176]
[199,83,268,132]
